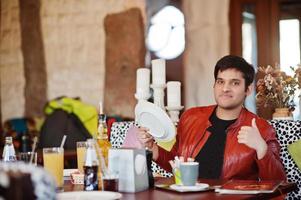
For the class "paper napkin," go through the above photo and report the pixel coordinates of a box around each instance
[157,137,176,152]
[122,125,143,149]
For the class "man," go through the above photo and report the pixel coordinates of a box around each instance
[138,55,286,180]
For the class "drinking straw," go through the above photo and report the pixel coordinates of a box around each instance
[29,136,38,164]
[169,160,175,169]
[60,135,67,149]
[175,156,180,168]
[99,101,103,114]
[93,137,107,190]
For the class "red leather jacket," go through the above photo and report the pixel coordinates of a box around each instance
[157,105,286,181]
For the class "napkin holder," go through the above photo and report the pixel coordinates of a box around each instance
[108,148,149,192]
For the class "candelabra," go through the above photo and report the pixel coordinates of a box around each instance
[166,105,184,126]
[134,91,152,102]
[150,84,166,111]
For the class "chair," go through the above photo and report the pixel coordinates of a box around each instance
[110,121,172,177]
[270,120,301,200]
[110,120,301,199]
[2,117,39,151]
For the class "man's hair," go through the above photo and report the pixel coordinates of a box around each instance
[214,55,255,89]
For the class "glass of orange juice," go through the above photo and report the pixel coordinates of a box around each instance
[43,147,64,189]
[76,141,87,173]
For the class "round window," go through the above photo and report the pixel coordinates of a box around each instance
[146,6,185,60]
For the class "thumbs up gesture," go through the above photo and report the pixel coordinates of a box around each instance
[237,118,268,159]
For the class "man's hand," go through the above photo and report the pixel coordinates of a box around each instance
[237,118,268,159]
[137,127,159,160]
[137,127,155,149]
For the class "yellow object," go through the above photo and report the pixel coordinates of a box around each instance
[96,106,111,169]
[96,139,110,190]
[43,148,64,188]
[288,139,301,170]
[97,138,111,167]
[76,145,86,173]
[157,137,176,151]
[45,97,98,138]
[173,168,182,185]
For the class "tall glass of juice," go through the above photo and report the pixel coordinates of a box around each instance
[76,141,87,173]
[43,147,64,189]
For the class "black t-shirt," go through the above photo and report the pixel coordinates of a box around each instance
[195,110,236,179]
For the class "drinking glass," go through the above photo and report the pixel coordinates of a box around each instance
[76,141,87,173]
[19,152,37,166]
[43,147,64,189]
[102,171,119,192]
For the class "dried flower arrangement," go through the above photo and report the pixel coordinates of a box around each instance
[256,65,298,111]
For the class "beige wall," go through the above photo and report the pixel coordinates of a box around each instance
[0,0,230,122]
[183,0,230,108]
[41,0,145,106]
[0,0,145,122]
[0,0,25,121]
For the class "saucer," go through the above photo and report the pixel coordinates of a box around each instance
[57,191,122,200]
[170,183,209,192]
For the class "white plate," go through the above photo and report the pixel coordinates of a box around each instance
[135,101,176,142]
[170,183,210,192]
[57,191,122,200]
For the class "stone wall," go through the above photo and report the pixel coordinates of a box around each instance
[19,0,48,117]
[0,0,145,122]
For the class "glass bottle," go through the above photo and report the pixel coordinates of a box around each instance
[96,102,111,167]
[84,139,99,191]
[20,131,31,152]
[2,136,16,162]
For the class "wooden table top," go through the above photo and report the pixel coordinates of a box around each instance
[63,177,297,200]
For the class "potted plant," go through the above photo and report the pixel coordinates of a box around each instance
[256,65,298,120]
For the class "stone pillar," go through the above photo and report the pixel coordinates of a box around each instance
[104,8,146,118]
[19,0,47,117]
[0,0,2,124]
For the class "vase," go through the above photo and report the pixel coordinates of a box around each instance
[272,108,293,120]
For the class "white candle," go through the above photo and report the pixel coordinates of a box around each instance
[167,81,181,107]
[151,59,166,85]
[136,68,150,94]
[99,101,103,114]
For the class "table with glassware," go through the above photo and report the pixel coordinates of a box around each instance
[61,177,297,200]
